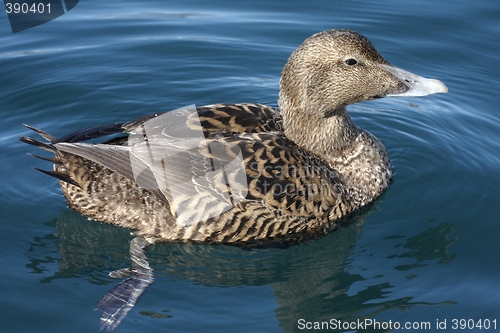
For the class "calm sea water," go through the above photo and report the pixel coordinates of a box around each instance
[1,0,499,332]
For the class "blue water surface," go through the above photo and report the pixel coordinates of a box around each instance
[1,0,499,332]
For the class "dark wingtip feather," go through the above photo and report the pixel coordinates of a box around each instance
[23,124,58,142]
[19,136,55,152]
[34,168,81,188]
[54,122,126,143]
[28,153,62,165]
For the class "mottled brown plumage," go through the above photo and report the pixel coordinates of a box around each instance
[20,29,447,246]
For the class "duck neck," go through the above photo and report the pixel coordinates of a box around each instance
[282,106,359,165]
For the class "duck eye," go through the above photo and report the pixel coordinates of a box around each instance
[345,58,357,66]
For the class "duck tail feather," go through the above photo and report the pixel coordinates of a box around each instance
[23,124,58,142]
[19,136,56,152]
[34,168,81,188]
[28,153,62,165]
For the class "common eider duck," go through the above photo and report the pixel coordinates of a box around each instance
[20,29,447,246]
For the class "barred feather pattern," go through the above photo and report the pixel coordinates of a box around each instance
[22,103,390,245]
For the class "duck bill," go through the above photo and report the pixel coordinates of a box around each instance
[381,64,448,97]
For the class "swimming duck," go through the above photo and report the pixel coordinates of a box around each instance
[20,29,447,246]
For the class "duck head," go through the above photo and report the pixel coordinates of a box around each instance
[279,29,447,116]
[278,30,448,158]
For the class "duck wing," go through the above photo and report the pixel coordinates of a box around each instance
[22,103,349,242]
[54,128,350,232]
[121,103,282,136]
[42,103,281,145]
